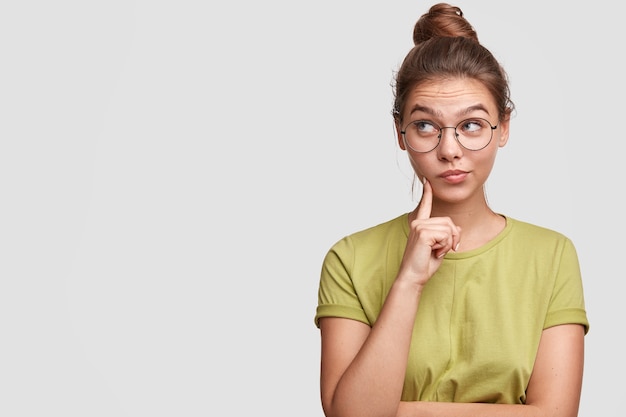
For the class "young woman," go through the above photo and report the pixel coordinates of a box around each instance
[314,3,589,417]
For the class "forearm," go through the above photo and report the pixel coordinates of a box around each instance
[330,280,423,417]
[397,401,541,417]
[394,324,584,417]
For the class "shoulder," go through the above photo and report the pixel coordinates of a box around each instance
[323,213,408,265]
[507,216,571,241]
[504,216,578,254]
[331,213,408,249]
[351,213,408,240]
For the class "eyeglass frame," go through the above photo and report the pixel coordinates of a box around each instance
[400,117,498,153]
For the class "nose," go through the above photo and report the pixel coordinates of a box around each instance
[437,126,463,160]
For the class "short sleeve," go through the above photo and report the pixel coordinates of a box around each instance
[314,236,370,328]
[544,238,590,334]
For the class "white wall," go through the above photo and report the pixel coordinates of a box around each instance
[0,1,621,415]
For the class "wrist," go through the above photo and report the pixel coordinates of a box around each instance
[392,274,426,296]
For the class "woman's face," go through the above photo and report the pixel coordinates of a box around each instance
[396,77,509,207]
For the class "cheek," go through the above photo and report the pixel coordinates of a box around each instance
[474,149,499,174]
[407,151,429,177]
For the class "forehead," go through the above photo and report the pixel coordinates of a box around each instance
[405,78,497,119]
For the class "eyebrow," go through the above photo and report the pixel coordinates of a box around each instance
[408,104,491,118]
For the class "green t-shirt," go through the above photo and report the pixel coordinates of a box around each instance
[315,214,589,404]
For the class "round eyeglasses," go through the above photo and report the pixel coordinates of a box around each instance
[401,118,497,153]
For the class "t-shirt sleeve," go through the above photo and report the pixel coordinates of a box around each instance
[314,236,370,328]
[544,238,590,334]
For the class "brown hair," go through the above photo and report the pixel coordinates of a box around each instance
[392,3,513,125]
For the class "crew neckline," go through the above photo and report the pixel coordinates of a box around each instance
[401,213,514,260]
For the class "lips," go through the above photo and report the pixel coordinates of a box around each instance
[440,170,468,184]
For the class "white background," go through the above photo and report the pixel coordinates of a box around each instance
[0,1,622,416]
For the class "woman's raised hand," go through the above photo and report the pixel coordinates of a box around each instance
[397,180,462,288]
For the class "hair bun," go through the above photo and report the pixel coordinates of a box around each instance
[413,3,479,45]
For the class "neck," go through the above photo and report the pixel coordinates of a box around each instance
[435,203,499,229]
[409,198,505,252]
[410,192,496,224]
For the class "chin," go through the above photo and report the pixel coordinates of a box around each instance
[433,184,477,204]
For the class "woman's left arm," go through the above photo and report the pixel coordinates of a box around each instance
[396,324,586,417]
[524,323,585,416]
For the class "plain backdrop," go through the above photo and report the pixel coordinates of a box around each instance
[0,1,623,416]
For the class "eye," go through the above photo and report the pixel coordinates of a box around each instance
[412,120,439,135]
[459,119,487,135]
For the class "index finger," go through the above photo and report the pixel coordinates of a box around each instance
[416,179,432,220]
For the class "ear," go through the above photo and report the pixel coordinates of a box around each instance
[497,117,510,148]
[396,121,407,150]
